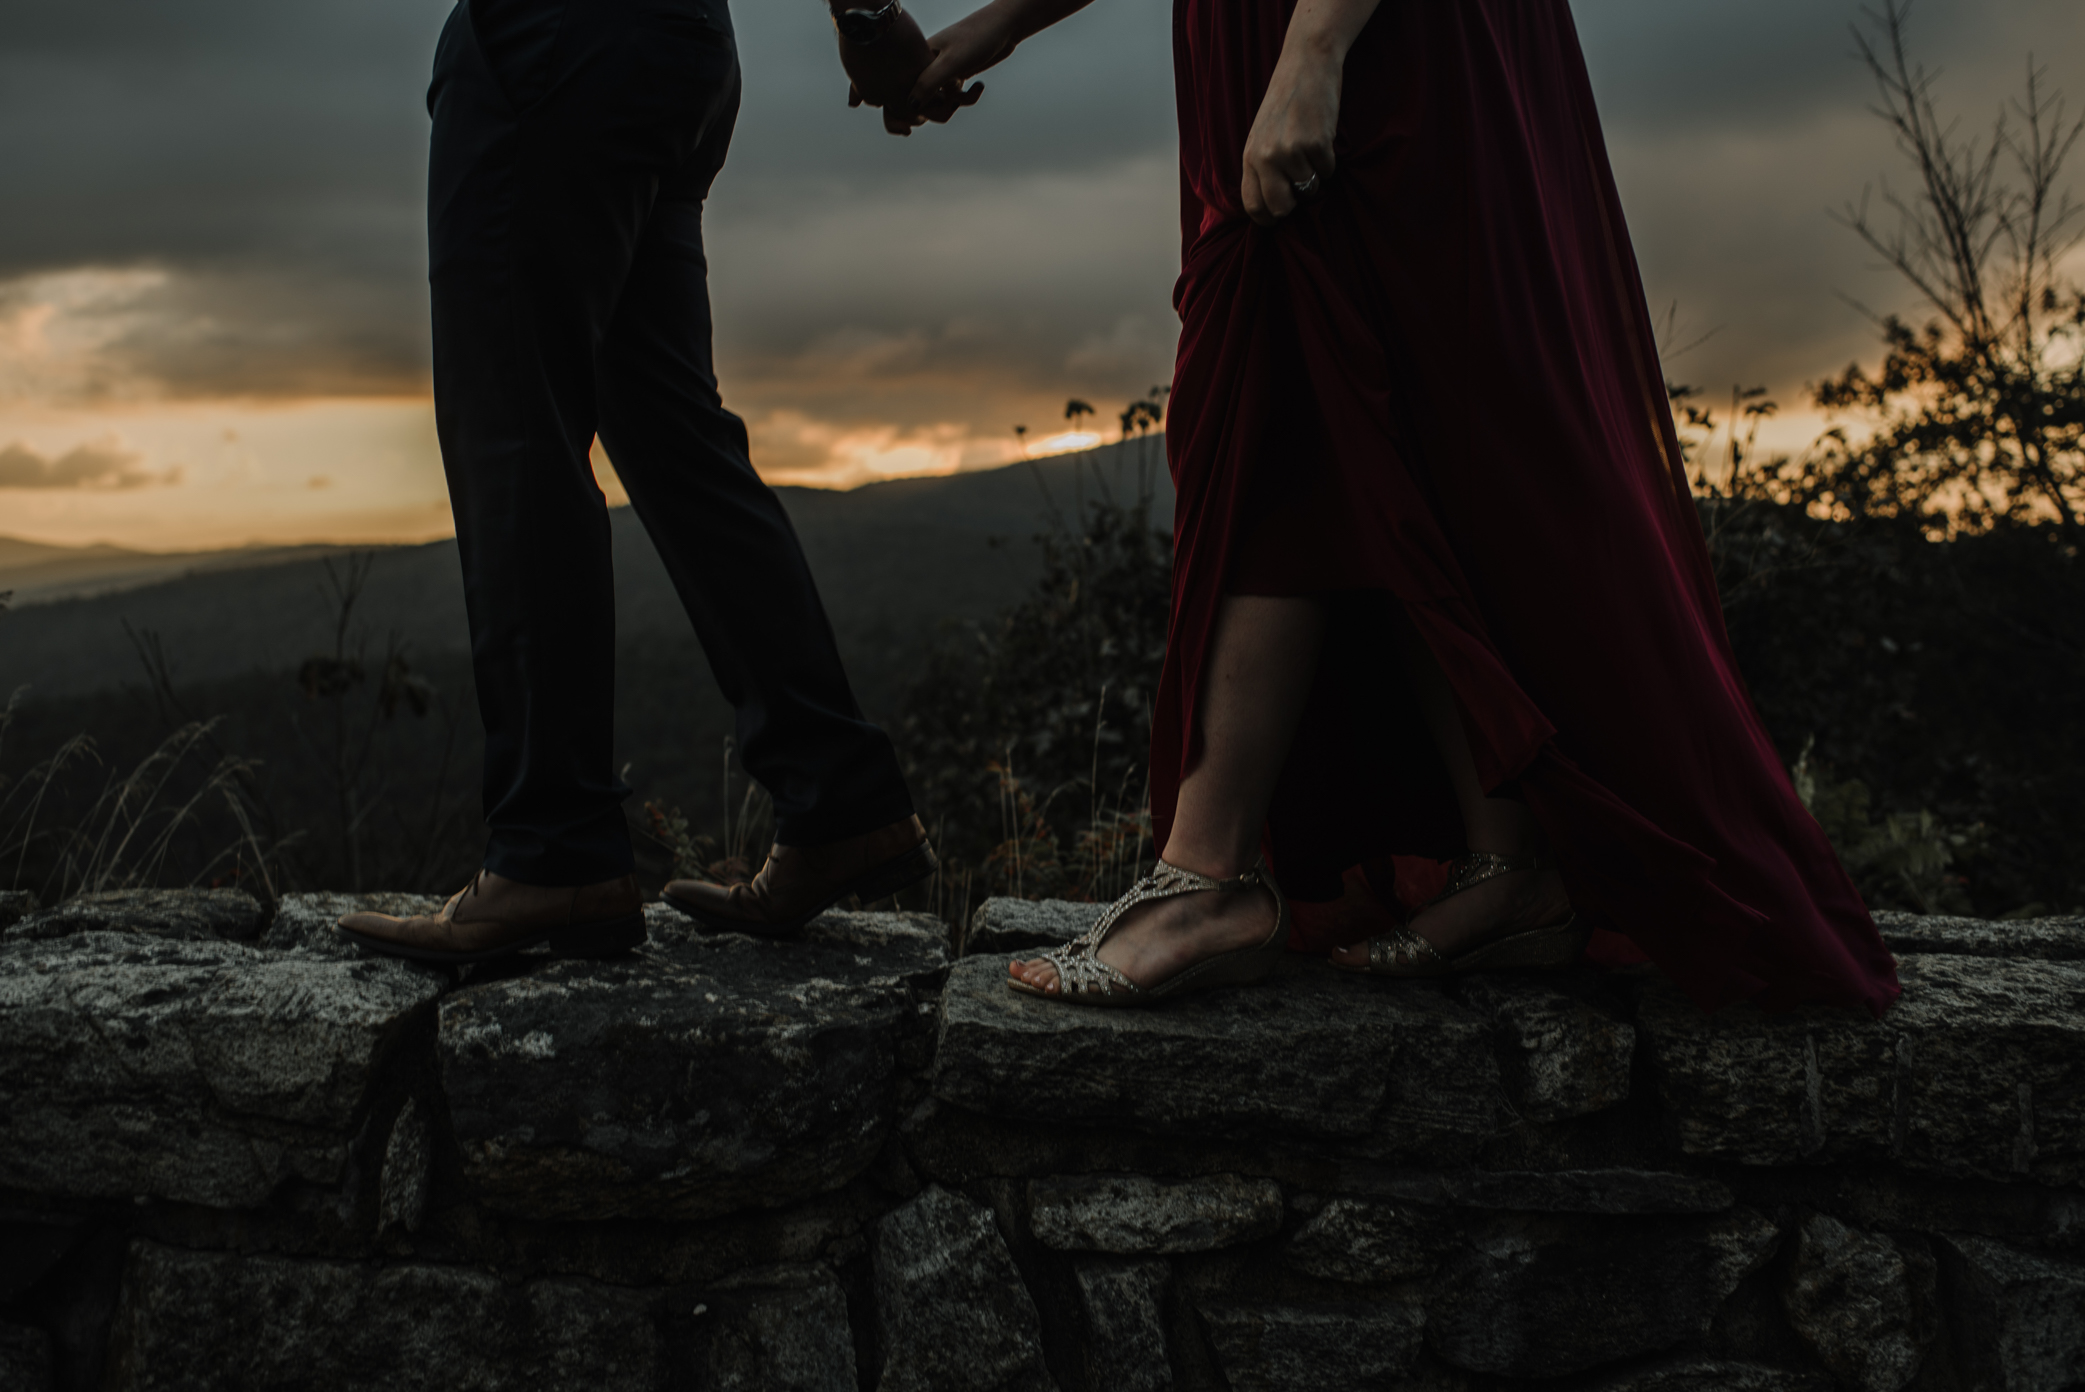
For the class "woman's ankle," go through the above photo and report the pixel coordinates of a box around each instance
[1463,796,1546,860]
[1161,845,1259,881]
[1159,825,1251,879]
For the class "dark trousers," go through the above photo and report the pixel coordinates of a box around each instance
[428,0,912,885]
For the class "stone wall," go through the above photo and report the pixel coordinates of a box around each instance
[1,888,2082,1391]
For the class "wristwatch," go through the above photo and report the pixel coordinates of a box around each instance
[834,0,902,45]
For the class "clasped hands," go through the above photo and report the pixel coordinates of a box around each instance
[834,2,1002,136]
[834,0,1346,228]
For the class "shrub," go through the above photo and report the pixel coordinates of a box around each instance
[897,468,1171,903]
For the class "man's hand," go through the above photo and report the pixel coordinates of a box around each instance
[836,4,946,135]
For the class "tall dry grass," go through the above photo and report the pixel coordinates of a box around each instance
[0,689,291,902]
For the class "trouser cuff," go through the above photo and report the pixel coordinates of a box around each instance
[484,817,636,887]
[773,789,918,848]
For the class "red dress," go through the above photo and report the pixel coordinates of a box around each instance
[1158,0,1901,1016]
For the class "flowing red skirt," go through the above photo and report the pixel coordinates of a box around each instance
[1157,0,1901,1016]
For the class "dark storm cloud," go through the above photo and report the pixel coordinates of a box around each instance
[0,0,438,271]
[1597,0,2085,130]
[0,0,2079,412]
[0,0,443,396]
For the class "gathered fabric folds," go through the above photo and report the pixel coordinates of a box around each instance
[1156,0,1901,1015]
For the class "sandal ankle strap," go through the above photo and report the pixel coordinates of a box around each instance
[1074,859,1267,946]
[1426,851,1545,909]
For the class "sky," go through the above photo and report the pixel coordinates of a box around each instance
[0,0,2081,550]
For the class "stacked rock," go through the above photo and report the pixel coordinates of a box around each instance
[1,889,2081,1390]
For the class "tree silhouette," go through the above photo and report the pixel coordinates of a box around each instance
[1064,399,1095,432]
[1119,399,1164,439]
[1775,0,2083,534]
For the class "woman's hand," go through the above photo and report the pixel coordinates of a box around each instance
[906,7,1019,120]
[1243,0,1379,221]
[1242,41,1343,224]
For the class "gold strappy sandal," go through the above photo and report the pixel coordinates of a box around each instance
[1008,859,1290,1008]
[1335,851,1588,978]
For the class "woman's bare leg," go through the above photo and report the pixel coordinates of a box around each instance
[1163,595,1327,874]
[1330,628,1568,966]
[1012,595,1324,994]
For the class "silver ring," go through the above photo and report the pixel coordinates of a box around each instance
[1291,173,1321,200]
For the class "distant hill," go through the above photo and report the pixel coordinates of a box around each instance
[0,537,133,570]
[0,440,1175,720]
[0,537,365,607]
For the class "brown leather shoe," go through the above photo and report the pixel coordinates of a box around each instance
[662,815,936,938]
[335,870,645,963]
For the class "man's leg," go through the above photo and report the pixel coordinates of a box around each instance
[345,1,776,961]
[594,172,915,851]
[425,0,740,886]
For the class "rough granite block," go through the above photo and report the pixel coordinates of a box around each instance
[439,912,949,1221]
[0,933,441,1207]
[1280,1197,1445,1284]
[1445,1169,1736,1214]
[1028,1173,1283,1254]
[1073,1259,1171,1392]
[1874,911,2085,962]
[101,1242,668,1391]
[1198,1299,1427,1392]
[1634,955,2085,1183]
[1780,1213,1935,1392]
[873,1185,1055,1392]
[1888,955,2085,1186]
[1460,972,1637,1123]
[932,954,1505,1157]
[1425,1209,1784,1378]
[703,1269,859,1392]
[1935,1233,2085,1392]
[1632,974,1895,1167]
[6,888,266,943]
